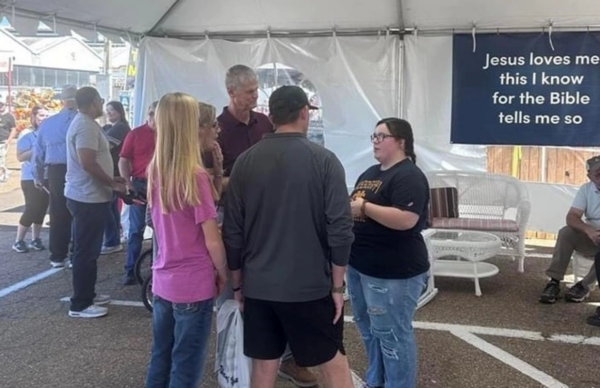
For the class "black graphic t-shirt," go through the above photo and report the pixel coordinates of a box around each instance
[349,158,430,279]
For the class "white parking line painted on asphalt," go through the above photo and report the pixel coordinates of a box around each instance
[451,330,568,388]
[59,297,144,307]
[0,268,63,299]
[413,320,600,346]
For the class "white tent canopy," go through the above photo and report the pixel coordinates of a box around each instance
[7,0,600,40]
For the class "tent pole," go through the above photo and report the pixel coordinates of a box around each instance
[397,0,405,30]
[147,0,185,36]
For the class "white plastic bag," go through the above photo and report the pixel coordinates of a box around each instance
[215,300,252,388]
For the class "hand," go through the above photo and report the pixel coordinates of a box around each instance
[350,197,365,218]
[233,290,244,312]
[587,229,600,245]
[215,271,227,296]
[111,179,127,194]
[34,180,43,190]
[331,292,344,324]
[212,143,223,176]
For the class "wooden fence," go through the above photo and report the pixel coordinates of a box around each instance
[487,146,600,240]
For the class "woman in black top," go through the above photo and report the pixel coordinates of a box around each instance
[348,117,430,388]
[101,101,131,254]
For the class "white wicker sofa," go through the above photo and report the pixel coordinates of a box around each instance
[425,170,532,272]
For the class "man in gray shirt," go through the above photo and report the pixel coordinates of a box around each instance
[222,85,355,388]
[65,87,126,319]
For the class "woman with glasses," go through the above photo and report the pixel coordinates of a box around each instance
[12,106,50,253]
[348,118,430,388]
[198,102,224,199]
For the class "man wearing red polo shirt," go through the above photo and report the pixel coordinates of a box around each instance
[217,65,317,387]
[118,101,158,285]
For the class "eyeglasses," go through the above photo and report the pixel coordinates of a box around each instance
[370,133,396,143]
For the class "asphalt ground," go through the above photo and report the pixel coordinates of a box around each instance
[1,184,599,387]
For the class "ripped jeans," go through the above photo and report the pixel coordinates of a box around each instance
[347,265,427,388]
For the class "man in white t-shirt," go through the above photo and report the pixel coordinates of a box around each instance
[65,87,127,319]
[539,155,600,304]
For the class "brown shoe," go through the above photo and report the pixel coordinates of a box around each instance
[278,358,318,387]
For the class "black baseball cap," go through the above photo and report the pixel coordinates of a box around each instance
[269,85,318,123]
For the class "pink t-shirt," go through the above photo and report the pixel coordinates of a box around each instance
[150,170,217,303]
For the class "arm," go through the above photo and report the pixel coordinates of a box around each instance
[567,185,598,240]
[6,127,18,146]
[362,202,420,230]
[106,122,130,150]
[202,219,228,277]
[196,171,228,293]
[118,132,135,190]
[222,160,245,285]
[324,155,354,283]
[34,127,46,183]
[17,149,32,162]
[352,170,426,231]
[118,157,134,191]
[78,148,119,188]
[75,127,122,190]
[16,133,33,162]
[566,207,596,236]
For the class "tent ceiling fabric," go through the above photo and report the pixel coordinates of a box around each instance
[7,0,600,37]
[157,0,400,35]
[402,0,600,31]
[4,0,175,35]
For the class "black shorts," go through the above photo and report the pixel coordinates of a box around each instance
[243,295,345,367]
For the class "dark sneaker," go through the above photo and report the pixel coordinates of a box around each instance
[539,281,561,304]
[29,238,45,251]
[565,282,590,303]
[586,313,600,327]
[12,240,29,253]
[123,273,136,286]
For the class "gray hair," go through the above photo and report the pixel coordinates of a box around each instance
[225,64,258,90]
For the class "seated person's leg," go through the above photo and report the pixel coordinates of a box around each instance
[540,226,596,304]
[585,252,600,327]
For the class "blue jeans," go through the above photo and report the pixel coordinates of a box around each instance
[146,296,214,388]
[125,178,147,274]
[66,199,108,311]
[347,266,427,388]
[103,194,121,247]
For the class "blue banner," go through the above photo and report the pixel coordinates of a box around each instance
[451,32,600,146]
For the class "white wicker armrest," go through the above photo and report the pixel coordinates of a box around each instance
[516,199,532,229]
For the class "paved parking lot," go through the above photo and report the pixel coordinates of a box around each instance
[1,187,599,388]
